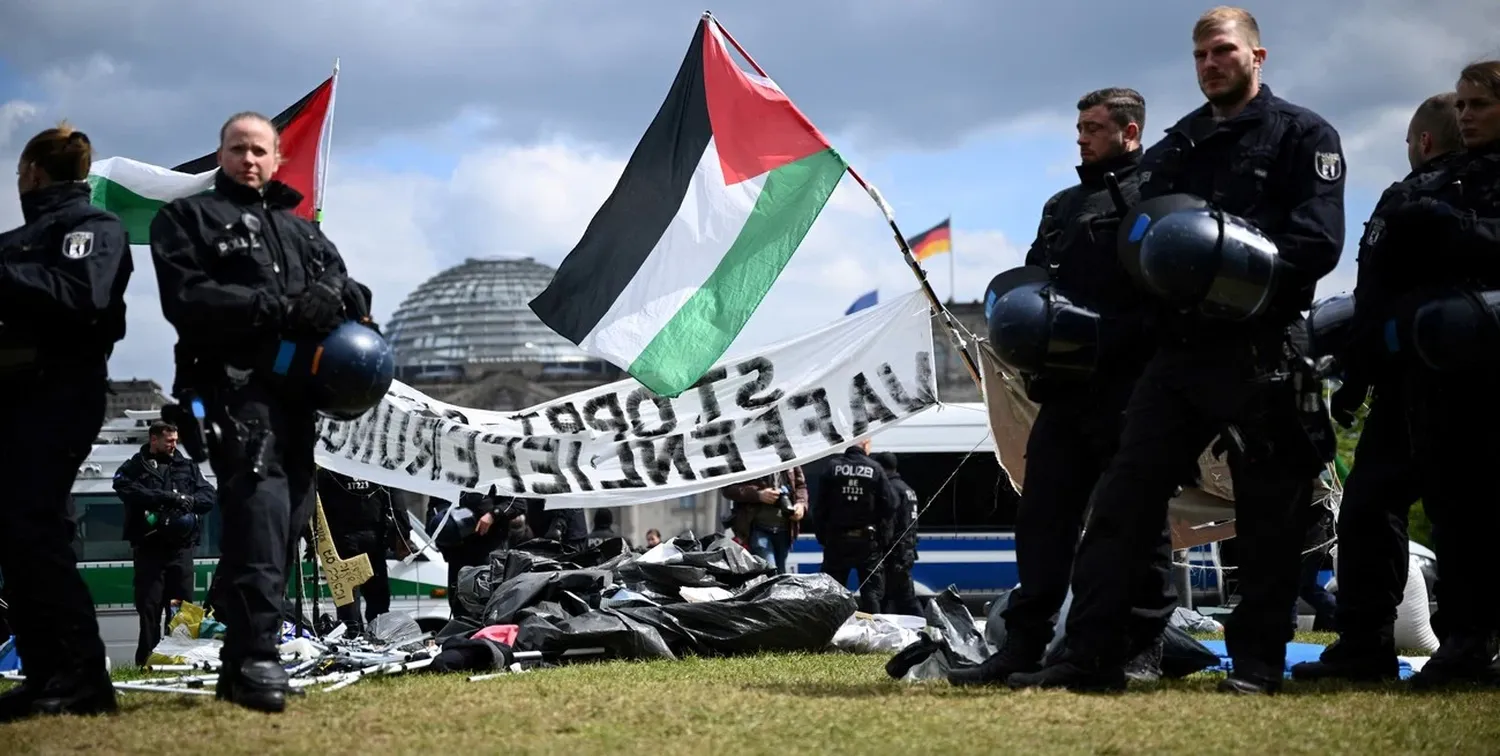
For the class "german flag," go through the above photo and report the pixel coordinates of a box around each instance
[907,218,951,262]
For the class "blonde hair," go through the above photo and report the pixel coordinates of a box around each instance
[219,111,279,149]
[20,120,92,182]
[1193,6,1261,47]
[1458,60,1500,100]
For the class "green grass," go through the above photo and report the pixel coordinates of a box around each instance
[4,635,1500,755]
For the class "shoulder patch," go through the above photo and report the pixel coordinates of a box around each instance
[1315,151,1343,182]
[61,231,95,260]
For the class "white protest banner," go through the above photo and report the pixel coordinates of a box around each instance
[314,290,938,508]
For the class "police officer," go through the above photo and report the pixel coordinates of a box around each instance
[1301,63,1500,687]
[438,490,530,620]
[952,88,1178,687]
[1290,92,1466,684]
[815,440,897,613]
[872,452,921,616]
[0,124,133,721]
[1011,7,1346,694]
[525,499,589,550]
[314,468,393,634]
[149,111,376,713]
[113,420,217,666]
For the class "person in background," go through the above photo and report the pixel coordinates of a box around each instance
[315,468,394,634]
[525,500,589,550]
[587,508,629,549]
[723,466,808,574]
[816,440,897,612]
[872,452,922,616]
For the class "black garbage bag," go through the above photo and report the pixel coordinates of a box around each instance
[516,606,676,660]
[455,564,498,621]
[489,548,567,581]
[482,568,614,626]
[368,611,425,646]
[888,587,994,681]
[435,615,485,644]
[984,588,1014,650]
[633,572,856,656]
[428,635,514,673]
[1159,624,1221,678]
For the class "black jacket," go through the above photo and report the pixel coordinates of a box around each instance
[0,181,132,363]
[814,446,898,546]
[887,471,920,566]
[316,468,391,536]
[113,444,216,547]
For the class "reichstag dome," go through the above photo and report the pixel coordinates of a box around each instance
[384,257,619,392]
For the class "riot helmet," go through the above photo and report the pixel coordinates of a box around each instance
[1306,294,1356,360]
[1116,193,1209,288]
[984,265,1101,378]
[1133,206,1282,321]
[270,321,396,421]
[1406,288,1500,372]
[160,511,199,544]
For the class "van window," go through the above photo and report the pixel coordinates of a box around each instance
[72,493,224,562]
[801,450,1019,534]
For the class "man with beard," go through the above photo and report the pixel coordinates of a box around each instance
[1010,6,1345,694]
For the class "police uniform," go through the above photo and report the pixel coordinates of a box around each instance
[1011,86,1347,694]
[0,180,133,720]
[1298,144,1500,686]
[149,170,373,712]
[113,443,216,665]
[314,468,393,632]
[815,445,897,613]
[441,492,529,620]
[875,456,922,617]
[956,149,1179,686]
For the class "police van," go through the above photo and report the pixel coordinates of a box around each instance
[70,410,451,668]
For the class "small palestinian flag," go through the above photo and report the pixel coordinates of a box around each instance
[907,218,952,262]
[87,75,335,244]
[530,15,849,397]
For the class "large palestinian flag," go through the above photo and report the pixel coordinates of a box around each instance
[87,75,335,244]
[529,15,849,397]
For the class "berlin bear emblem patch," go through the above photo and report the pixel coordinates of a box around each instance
[1315,152,1343,182]
[61,231,95,260]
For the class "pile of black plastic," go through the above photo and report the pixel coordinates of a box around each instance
[434,532,857,670]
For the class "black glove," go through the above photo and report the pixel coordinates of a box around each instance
[1329,381,1368,429]
[1084,213,1122,247]
[285,278,346,339]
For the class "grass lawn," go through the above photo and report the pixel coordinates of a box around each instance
[3,634,1499,755]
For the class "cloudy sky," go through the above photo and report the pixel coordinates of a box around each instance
[0,0,1495,390]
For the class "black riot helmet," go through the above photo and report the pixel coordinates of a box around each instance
[1130,206,1282,321]
[984,265,1101,378]
[1402,288,1500,372]
[1116,193,1210,288]
[269,321,396,421]
[1306,294,1356,360]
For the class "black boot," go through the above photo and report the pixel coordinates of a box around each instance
[216,659,290,713]
[1007,654,1127,693]
[1123,635,1164,684]
[30,664,118,718]
[0,679,48,724]
[1289,633,1398,682]
[947,636,1046,687]
[1410,634,1500,690]
[1218,657,1283,695]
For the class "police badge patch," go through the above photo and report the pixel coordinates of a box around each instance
[1315,152,1343,182]
[61,231,95,260]
[1363,217,1385,246]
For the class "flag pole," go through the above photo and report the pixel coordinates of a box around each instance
[705,12,984,391]
[948,217,955,304]
[314,57,340,229]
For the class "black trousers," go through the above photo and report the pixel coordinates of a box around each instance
[821,532,884,613]
[1001,383,1177,651]
[333,530,390,628]
[1062,342,1320,668]
[0,364,109,683]
[132,544,195,665]
[882,557,921,616]
[204,380,318,665]
[1331,386,1419,640]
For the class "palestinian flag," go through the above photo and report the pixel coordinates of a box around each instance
[907,218,952,262]
[87,75,335,244]
[529,15,849,397]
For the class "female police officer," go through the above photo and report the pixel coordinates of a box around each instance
[0,123,133,722]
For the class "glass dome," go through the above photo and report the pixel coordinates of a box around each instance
[384,256,600,377]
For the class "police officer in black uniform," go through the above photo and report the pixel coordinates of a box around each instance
[952,88,1178,687]
[815,440,897,613]
[1290,92,1467,684]
[113,420,217,666]
[149,111,376,713]
[0,124,133,721]
[1298,63,1500,687]
[872,452,921,616]
[314,468,393,633]
[1010,8,1346,694]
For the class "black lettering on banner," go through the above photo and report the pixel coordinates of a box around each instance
[788,388,845,445]
[522,436,572,495]
[442,408,470,425]
[691,366,728,423]
[849,373,898,436]
[634,435,697,485]
[379,408,410,471]
[564,439,596,492]
[320,417,350,454]
[625,388,677,438]
[512,411,542,436]
[353,406,384,464]
[693,420,746,478]
[483,435,526,494]
[546,402,586,434]
[735,357,784,410]
[599,441,648,490]
[581,392,630,441]
[879,352,936,412]
[406,415,443,480]
[743,405,796,463]
[444,427,482,488]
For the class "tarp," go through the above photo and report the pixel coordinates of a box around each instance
[314,290,938,508]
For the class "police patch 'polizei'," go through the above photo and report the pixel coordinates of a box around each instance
[1315,151,1343,182]
[61,231,95,260]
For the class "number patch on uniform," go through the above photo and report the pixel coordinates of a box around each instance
[1315,152,1343,182]
[61,231,95,260]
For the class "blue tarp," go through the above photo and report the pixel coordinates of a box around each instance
[0,636,20,673]
[1198,640,1415,680]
